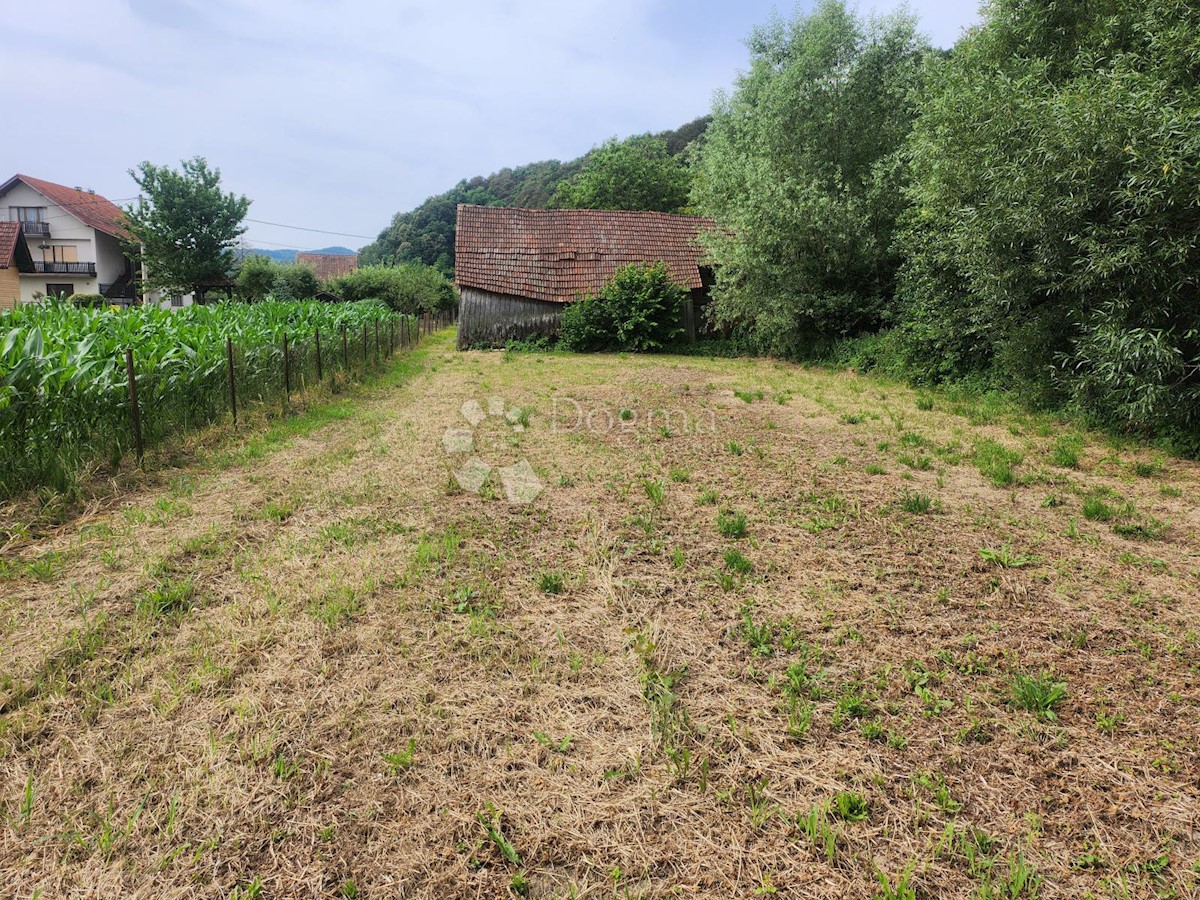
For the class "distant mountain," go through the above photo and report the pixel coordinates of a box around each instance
[238,246,356,263]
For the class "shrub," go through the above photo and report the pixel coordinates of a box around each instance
[235,253,279,302]
[69,293,107,307]
[234,256,320,302]
[327,264,457,314]
[272,262,320,301]
[558,262,687,353]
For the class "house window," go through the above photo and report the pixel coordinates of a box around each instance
[10,206,45,223]
[171,294,183,307]
[46,284,74,299]
[43,245,79,263]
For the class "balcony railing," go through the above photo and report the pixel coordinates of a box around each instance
[19,221,50,238]
[33,261,96,275]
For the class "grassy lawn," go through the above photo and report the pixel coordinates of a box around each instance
[1,333,1197,898]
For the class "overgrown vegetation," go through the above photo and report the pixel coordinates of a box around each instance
[692,1,929,353]
[690,0,1200,453]
[234,254,320,303]
[326,264,457,314]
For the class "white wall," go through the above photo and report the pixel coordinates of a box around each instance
[94,231,129,286]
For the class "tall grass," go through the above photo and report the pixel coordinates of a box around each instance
[0,299,413,497]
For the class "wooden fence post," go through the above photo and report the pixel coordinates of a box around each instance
[124,348,144,464]
[315,327,323,382]
[374,319,380,366]
[283,333,291,397]
[362,324,368,366]
[226,337,237,427]
[341,322,348,370]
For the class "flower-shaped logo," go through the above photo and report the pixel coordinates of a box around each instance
[442,397,544,505]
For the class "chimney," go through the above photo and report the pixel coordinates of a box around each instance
[74,186,82,191]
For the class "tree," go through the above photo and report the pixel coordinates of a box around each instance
[234,253,277,303]
[326,264,456,314]
[552,135,690,213]
[271,263,320,301]
[124,157,251,299]
[897,0,1200,441]
[692,1,930,355]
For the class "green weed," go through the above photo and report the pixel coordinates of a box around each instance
[724,548,753,574]
[1008,671,1067,721]
[382,738,418,774]
[717,509,747,538]
[136,576,195,619]
[975,439,1023,487]
[537,571,565,594]
[979,546,1037,568]
[900,490,935,514]
[1051,434,1083,468]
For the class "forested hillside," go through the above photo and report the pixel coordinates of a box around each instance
[360,118,708,272]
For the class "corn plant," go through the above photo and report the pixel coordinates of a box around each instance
[0,299,414,497]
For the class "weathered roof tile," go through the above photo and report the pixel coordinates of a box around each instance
[296,252,359,280]
[454,205,715,304]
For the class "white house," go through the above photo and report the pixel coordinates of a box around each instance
[0,174,138,307]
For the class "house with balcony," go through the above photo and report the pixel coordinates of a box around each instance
[0,174,137,305]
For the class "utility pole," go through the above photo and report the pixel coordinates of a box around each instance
[138,194,150,307]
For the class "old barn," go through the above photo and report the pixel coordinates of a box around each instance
[454,204,715,348]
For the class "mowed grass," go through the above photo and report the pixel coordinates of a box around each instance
[0,333,1198,898]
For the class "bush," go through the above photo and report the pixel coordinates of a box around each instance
[327,264,456,314]
[559,262,687,353]
[234,256,321,302]
[271,263,320,301]
[234,254,277,302]
[69,293,107,308]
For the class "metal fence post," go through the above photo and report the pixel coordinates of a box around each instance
[124,348,144,464]
[283,333,291,396]
[362,324,368,366]
[315,327,323,382]
[341,322,348,370]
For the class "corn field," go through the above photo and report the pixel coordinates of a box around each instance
[0,300,418,498]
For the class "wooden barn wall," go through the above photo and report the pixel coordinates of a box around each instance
[456,288,564,349]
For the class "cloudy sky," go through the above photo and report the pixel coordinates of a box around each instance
[3,0,979,252]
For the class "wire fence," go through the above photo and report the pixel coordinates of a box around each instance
[0,305,458,497]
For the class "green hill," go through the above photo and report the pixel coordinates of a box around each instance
[360,117,709,273]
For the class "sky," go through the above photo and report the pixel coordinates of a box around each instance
[2,0,979,252]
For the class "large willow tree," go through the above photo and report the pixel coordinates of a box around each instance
[692,1,930,355]
[898,0,1200,441]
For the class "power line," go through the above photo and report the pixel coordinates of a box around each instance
[244,218,376,240]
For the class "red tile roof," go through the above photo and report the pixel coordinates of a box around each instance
[454,205,716,304]
[0,221,20,268]
[296,252,359,280]
[1,174,131,240]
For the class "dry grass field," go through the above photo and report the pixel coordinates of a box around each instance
[1,333,1198,899]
